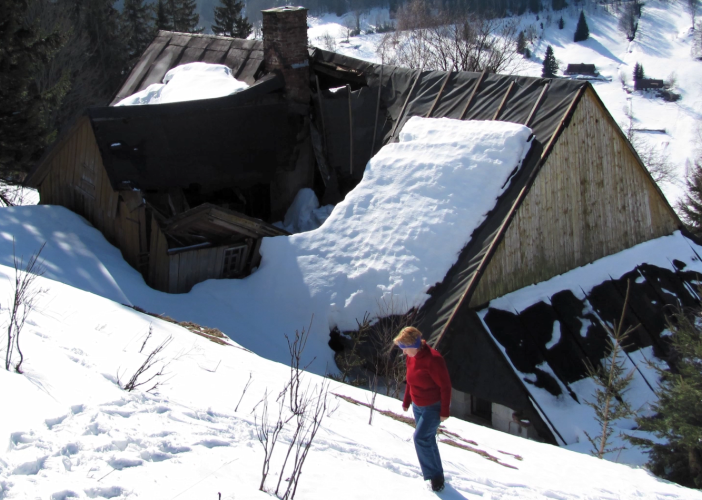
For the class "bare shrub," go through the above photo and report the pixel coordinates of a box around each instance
[4,242,46,373]
[315,31,338,52]
[626,124,678,187]
[118,332,173,393]
[256,320,330,499]
[376,2,523,73]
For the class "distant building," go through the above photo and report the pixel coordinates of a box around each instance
[564,63,598,76]
[635,78,665,90]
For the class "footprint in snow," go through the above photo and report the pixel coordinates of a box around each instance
[46,414,68,429]
[107,456,143,470]
[12,456,47,475]
[195,439,230,448]
[159,442,191,454]
[51,490,79,500]
[84,486,125,498]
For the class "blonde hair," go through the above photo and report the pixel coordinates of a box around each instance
[393,326,422,346]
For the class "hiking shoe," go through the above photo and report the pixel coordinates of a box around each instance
[431,477,445,492]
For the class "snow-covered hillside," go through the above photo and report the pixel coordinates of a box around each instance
[308,1,702,205]
[1,262,700,498]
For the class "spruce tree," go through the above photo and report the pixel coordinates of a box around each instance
[626,304,702,488]
[677,160,702,234]
[174,0,203,33]
[542,45,558,77]
[574,10,589,42]
[633,62,645,82]
[156,0,173,31]
[212,0,252,38]
[516,31,526,55]
[0,0,69,177]
[122,0,156,62]
[558,16,565,29]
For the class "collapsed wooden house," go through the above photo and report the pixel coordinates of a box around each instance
[25,7,695,444]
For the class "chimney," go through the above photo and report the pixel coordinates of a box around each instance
[262,6,310,105]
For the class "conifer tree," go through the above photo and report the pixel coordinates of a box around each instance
[558,16,565,29]
[551,0,566,11]
[212,0,252,38]
[633,62,645,82]
[574,10,589,42]
[516,31,526,55]
[542,45,557,77]
[156,0,173,30]
[122,0,156,62]
[0,0,69,177]
[626,304,702,488]
[174,0,202,33]
[677,160,702,234]
[529,0,540,14]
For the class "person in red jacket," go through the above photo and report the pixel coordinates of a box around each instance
[394,326,452,492]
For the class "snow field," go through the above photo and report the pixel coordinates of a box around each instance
[1,265,700,498]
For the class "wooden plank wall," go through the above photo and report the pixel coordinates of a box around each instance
[167,246,226,293]
[469,87,680,307]
[37,118,147,275]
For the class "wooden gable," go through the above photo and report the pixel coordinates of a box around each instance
[468,85,680,307]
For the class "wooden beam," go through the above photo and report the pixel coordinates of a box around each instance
[315,75,328,152]
[426,63,455,118]
[347,84,354,175]
[459,69,487,120]
[524,82,550,128]
[390,67,423,138]
[492,81,515,121]
[370,64,384,160]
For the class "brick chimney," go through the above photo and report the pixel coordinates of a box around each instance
[262,6,310,104]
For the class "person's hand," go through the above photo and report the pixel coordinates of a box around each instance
[402,405,409,412]
[440,416,448,422]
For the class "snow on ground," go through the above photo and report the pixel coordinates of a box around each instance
[478,231,702,464]
[311,1,702,206]
[0,117,532,375]
[115,63,249,106]
[1,262,701,499]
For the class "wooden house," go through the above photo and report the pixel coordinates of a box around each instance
[635,78,665,90]
[25,8,692,442]
[564,63,598,76]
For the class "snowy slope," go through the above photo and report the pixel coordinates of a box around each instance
[0,118,532,375]
[1,265,700,499]
[309,1,702,205]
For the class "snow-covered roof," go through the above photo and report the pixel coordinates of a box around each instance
[111,31,264,106]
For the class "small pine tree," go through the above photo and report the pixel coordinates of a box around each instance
[583,282,637,459]
[574,10,590,42]
[156,0,173,30]
[212,0,252,38]
[677,159,702,234]
[633,62,645,82]
[516,31,526,54]
[524,47,531,59]
[558,16,565,29]
[122,0,156,62]
[626,304,702,488]
[173,0,202,33]
[542,45,558,77]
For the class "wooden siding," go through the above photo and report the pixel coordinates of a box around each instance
[37,118,145,274]
[167,245,227,293]
[469,87,680,307]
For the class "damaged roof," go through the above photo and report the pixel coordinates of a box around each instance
[111,31,265,105]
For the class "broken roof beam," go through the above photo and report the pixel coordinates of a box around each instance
[426,64,455,118]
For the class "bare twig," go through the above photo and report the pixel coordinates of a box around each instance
[235,372,253,412]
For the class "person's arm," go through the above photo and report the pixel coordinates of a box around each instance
[429,355,452,420]
[402,377,412,411]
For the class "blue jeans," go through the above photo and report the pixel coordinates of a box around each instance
[412,401,443,481]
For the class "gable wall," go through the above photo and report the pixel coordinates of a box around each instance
[36,118,148,274]
[469,87,680,307]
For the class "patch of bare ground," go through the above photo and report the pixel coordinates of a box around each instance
[331,393,519,469]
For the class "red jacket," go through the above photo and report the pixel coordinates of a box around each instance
[402,341,452,417]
